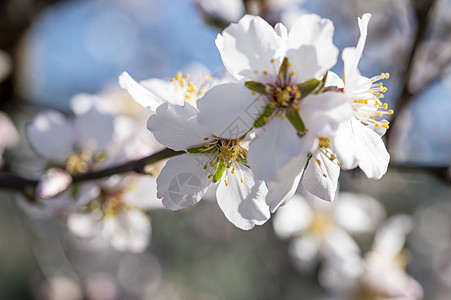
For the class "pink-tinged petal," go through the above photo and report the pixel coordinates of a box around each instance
[147,102,213,151]
[266,153,308,213]
[247,117,306,182]
[273,194,313,239]
[334,118,389,179]
[37,168,72,199]
[0,111,18,149]
[26,110,75,163]
[216,164,269,230]
[74,107,115,151]
[156,153,212,210]
[302,151,340,201]
[119,72,167,111]
[300,91,351,136]
[197,83,265,139]
[217,14,284,83]
[288,14,338,71]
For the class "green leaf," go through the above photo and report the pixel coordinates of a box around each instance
[286,106,305,133]
[212,160,226,183]
[245,81,268,95]
[296,78,321,99]
[278,57,289,81]
[253,104,274,128]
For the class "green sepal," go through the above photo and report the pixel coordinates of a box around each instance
[186,146,216,154]
[253,104,274,128]
[278,57,289,82]
[286,106,305,133]
[212,159,226,183]
[314,71,328,94]
[245,81,268,95]
[70,183,79,199]
[297,78,321,99]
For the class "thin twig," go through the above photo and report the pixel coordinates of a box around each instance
[0,148,183,193]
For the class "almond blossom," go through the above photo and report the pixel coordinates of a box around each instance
[301,14,392,201]
[0,111,19,166]
[273,191,385,271]
[147,102,270,230]
[319,215,423,300]
[197,15,351,204]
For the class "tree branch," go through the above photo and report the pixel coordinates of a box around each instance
[0,148,183,194]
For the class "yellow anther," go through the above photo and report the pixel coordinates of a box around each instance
[207,76,212,81]
[377,83,383,87]
[295,91,301,98]
[388,109,394,114]
[263,71,268,76]
[252,91,256,96]
[370,116,375,120]
[323,174,327,178]
[269,102,276,108]
[204,137,209,141]
[383,103,388,110]
[231,168,236,174]
[208,174,213,179]
[316,159,321,166]
[381,73,386,79]
[277,112,285,119]
[240,177,244,183]
[338,162,342,168]
[184,74,189,79]
[385,73,390,79]
[255,98,260,102]
[270,59,275,63]
[288,63,292,67]
[375,123,380,128]
[199,148,205,152]
[263,116,269,123]
[289,71,295,76]
[376,111,383,116]
[224,180,229,186]
[203,163,208,170]
[210,161,215,167]
[205,142,210,148]
[382,123,390,129]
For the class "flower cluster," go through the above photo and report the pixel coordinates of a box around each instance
[122,13,392,230]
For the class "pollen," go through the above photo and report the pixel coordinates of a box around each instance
[240,177,244,183]
[224,180,229,186]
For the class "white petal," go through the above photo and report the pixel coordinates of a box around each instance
[372,214,412,259]
[0,111,18,149]
[288,14,338,71]
[300,91,351,136]
[104,209,151,253]
[217,14,283,82]
[156,153,212,210]
[272,194,313,239]
[68,212,103,239]
[37,168,72,199]
[26,110,75,163]
[334,192,386,235]
[119,72,167,111]
[139,77,186,106]
[123,175,163,210]
[265,153,308,213]
[288,235,320,271]
[197,83,265,139]
[216,164,270,230]
[334,118,389,179]
[247,117,305,182]
[325,71,344,88]
[74,106,114,151]
[285,45,324,83]
[147,102,213,151]
[343,14,371,88]
[302,151,340,201]
[322,227,361,261]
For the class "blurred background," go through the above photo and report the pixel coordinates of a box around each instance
[1,0,450,299]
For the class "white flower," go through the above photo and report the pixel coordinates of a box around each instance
[301,14,391,201]
[197,14,351,185]
[273,192,385,271]
[68,175,161,253]
[194,0,245,23]
[320,215,423,300]
[26,107,115,172]
[331,13,391,179]
[119,69,214,111]
[147,102,270,230]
